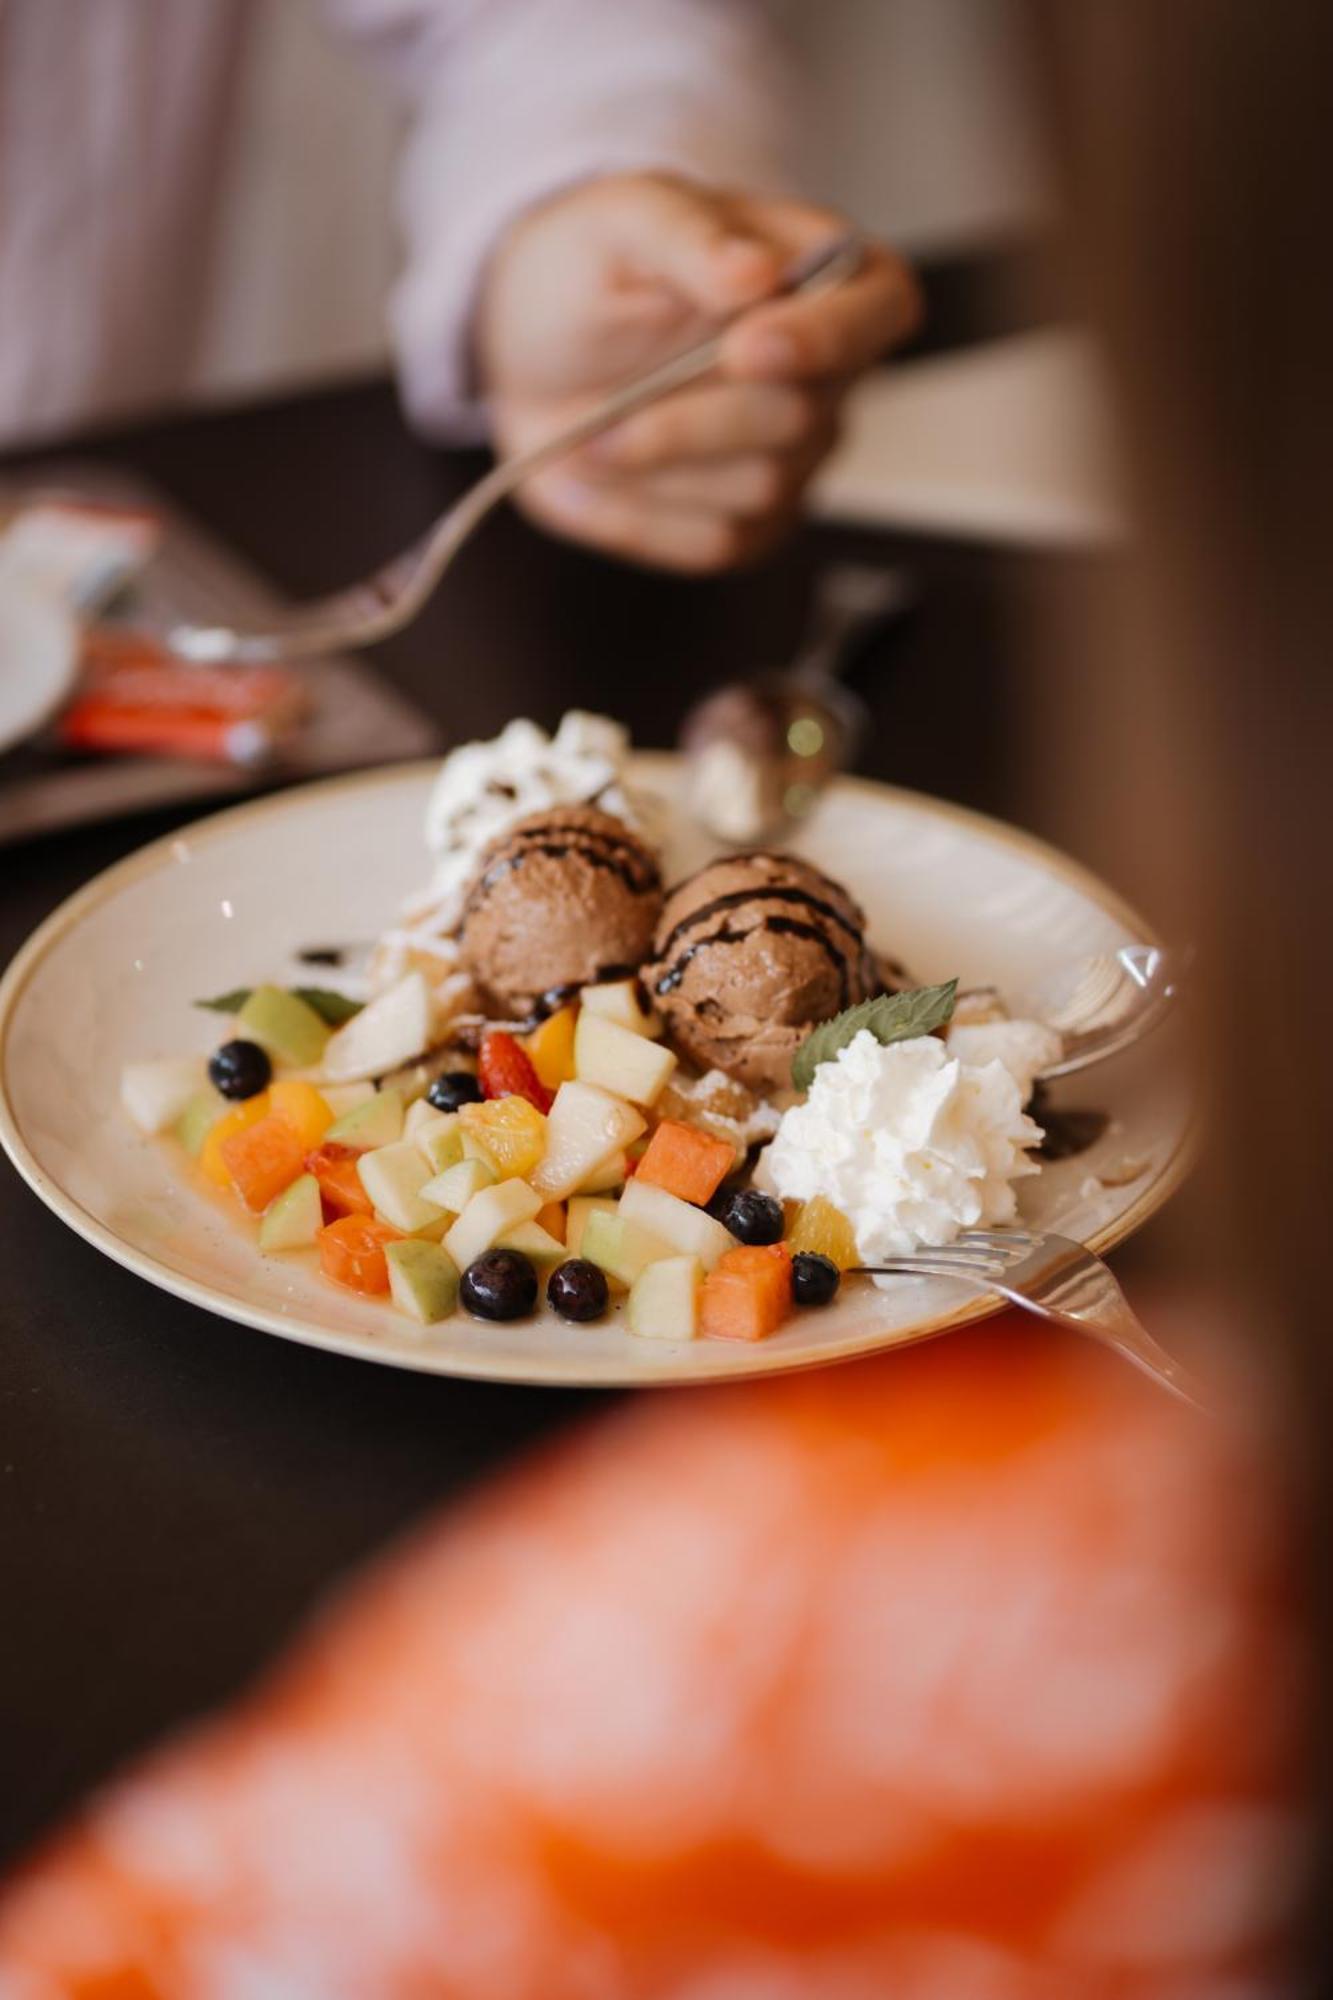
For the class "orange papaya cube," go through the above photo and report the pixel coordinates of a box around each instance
[198,1092,270,1187]
[318,1214,402,1295]
[220,1113,308,1213]
[268,1078,334,1151]
[699,1242,793,1343]
[305,1142,375,1218]
[634,1119,735,1207]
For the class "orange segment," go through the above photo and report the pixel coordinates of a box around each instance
[459,1095,547,1179]
[268,1078,333,1150]
[198,1092,270,1186]
[635,1120,735,1207]
[318,1215,402,1294]
[220,1114,307,1213]
[524,1006,578,1092]
[788,1195,859,1271]
[699,1243,793,1343]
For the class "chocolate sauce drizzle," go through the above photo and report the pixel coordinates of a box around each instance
[462,819,659,920]
[655,882,865,963]
[654,912,855,1010]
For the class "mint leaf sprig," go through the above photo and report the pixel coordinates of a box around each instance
[791,978,958,1092]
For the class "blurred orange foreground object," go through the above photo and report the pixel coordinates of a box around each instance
[58,627,307,764]
[0,1318,1303,1997]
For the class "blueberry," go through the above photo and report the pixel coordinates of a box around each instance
[548,1258,609,1323]
[427,1070,483,1113]
[460,1248,539,1321]
[719,1188,784,1246]
[208,1038,272,1101]
[791,1251,841,1307]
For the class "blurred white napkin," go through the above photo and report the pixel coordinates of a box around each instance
[811,327,1128,549]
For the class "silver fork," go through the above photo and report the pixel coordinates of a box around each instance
[167,233,864,665]
[854,1228,1206,1406]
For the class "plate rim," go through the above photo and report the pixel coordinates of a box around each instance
[0,756,1193,1387]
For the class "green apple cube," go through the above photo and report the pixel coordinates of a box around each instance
[529,1081,645,1201]
[320,971,430,1084]
[258,1173,323,1251]
[579,1149,628,1194]
[628,1255,702,1341]
[460,1130,497,1167]
[237,985,330,1068]
[566,1195,619,1258]
[422,1156,496,1213]
[172,1086,227,1157]
[497,1220,567,1269]
[404,1097,453,1144]
[445,1179,542,1272]
[579,1208,674,1290]
[321,1081,377,1118]
[618,1177,736,1271]
[325,1086,404,1150]
[386,1239,460,1324]
[419,1119,464,1175]
[578,978,662,1039]
[356,1141,446,1234]
[574,1010,676,1107]
[121,1056,209,1135]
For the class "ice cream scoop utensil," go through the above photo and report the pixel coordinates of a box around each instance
[855,1227,1205,1405]
[167,234,864,665]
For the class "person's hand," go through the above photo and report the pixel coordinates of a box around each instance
[475,173,920,572]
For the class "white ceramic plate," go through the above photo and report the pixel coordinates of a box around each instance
[0,757,1192,1385]
[0,573,78,753]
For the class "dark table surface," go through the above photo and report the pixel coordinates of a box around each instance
[0,342,1127,1863]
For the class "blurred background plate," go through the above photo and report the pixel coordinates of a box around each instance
[0,575,78,755]
[0,755,1193,1387]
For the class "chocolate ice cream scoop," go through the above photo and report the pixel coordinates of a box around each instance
[646,852,882,1092]
[458,805,662,1016]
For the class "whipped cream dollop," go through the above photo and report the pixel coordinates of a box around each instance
[762,1029,1045,1262]
[943,1016,1063,1101]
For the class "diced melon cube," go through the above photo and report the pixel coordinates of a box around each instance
[258,1173,323,1252]
[566,1195,619,1258]
[320,1081,377,1118]
[173,1086,227,1157]
[628,1255,702,1341]
[578,978,662,1039]
[419,1119,464,1175]
[617,1177,736,1271]
[422,1156,496,1212]
[237,985,330,1068]
[445,1178,542,1272]
[121,1056,209,1135]
[579,1208,674,1290]
[574,1010,676,1107]
[385,1239,460,1324]
[325,1087,404,1150]
[355,1141,446,1235]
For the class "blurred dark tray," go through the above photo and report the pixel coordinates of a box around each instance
[0,463,439,846]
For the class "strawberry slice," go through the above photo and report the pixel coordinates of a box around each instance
[479,1030,553,1113]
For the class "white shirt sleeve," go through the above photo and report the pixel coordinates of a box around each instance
[325,0,793,439]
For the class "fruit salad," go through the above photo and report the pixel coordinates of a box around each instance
[120,713,1067,1345]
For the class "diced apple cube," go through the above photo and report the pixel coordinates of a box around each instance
[237,986,330,1068]
[497,1220,567,1269]
[320,971,431,1084]
[404,1098,455,1147]
[579,1208,674,1289]
[618,1177,736,1272]
[445,1178,542,1272]
[578,1149,628,1194]
[325,1087,404,1149]
[566,1195,619,1258]
[385,1239,460,1324]
[528,1081,645,1201]
[574,1011,676,1107]
[422,1156,496,1212]
[578,978,662,1039]
[627,1255,701,1341]
[258,1173,323,1252]
[356,1141,447,1235]
[320,1081,377,1118]
[121,1056,209,1135]
[173,1086,227,1157]
[419,1119,464,1175]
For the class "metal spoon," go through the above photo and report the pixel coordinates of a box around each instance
[679,561,914,843]
[1021,943,1187,1079]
